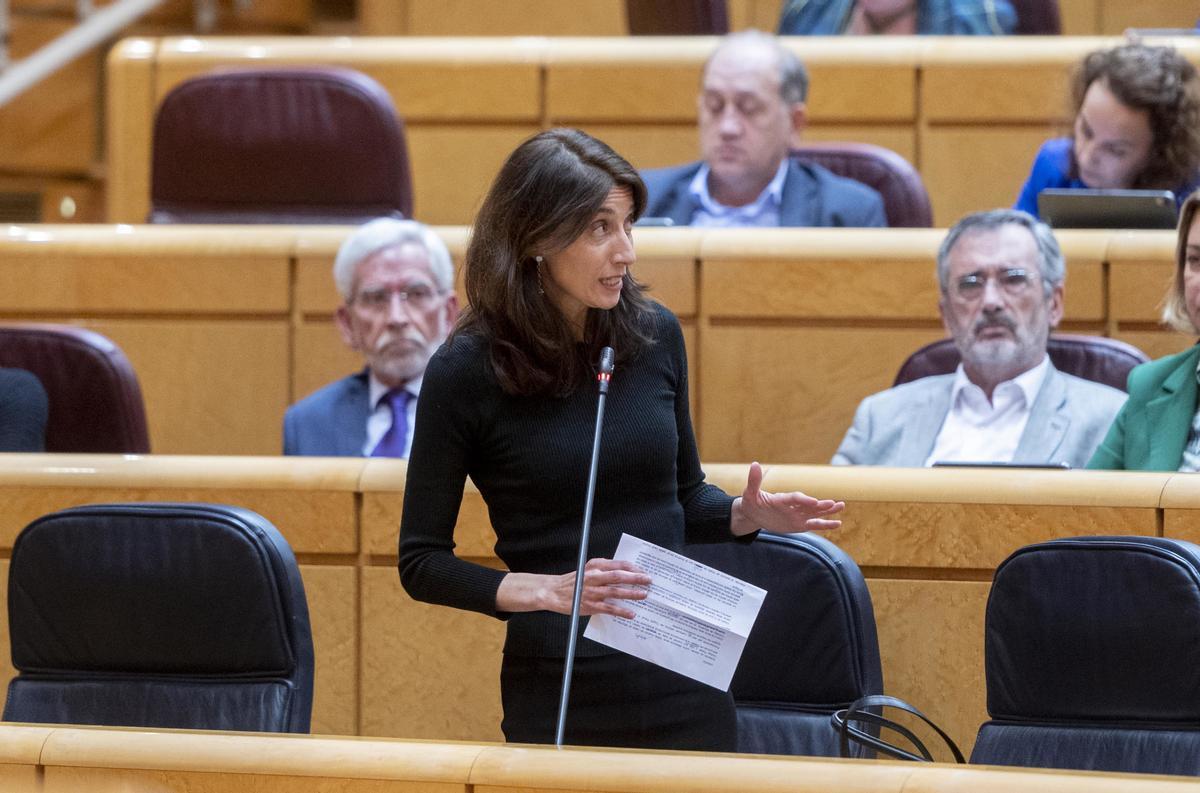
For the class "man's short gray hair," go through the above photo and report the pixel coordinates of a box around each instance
[706,29,809,104]
[936,209,1066,298]
[332,218,455,299]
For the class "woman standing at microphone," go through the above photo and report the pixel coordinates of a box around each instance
[399,128,844,751]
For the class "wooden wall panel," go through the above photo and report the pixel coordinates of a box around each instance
[303,564,358,735]
[406,126,542,226]
[869,578,989,757]
[86,320,289,455]
[700,326,946,463]
[920,127,1054,228]
[407,0,624,35]
[1097,2,1200,34]
[360,566,505,740]
[0,18,99,175]
[293,322,362,407]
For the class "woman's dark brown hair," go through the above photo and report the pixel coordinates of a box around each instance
[1070,43,1200,190]
[458,128,656,397]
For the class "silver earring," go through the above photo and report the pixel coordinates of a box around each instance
[535,256,545,295]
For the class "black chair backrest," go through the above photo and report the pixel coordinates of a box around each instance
[150,66,412,224]
[5,503,314,733]
[972,536,1200,775]
[893,335,1149,391]
[685,532,883,756]
[792,143,933,228]
[0,323,150,453]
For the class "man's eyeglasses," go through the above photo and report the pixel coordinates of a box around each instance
[353,285,441,312]
[953,268,1036,300]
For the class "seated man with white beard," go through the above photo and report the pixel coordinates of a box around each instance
[284,219,458,457]
[832,209,1126,468]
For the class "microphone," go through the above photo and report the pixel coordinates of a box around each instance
[555,345,615,748]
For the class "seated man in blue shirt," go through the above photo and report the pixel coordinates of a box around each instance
[641,30,886,228]
[284,219,458,458]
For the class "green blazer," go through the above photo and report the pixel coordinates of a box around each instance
[1087,344,1200,471]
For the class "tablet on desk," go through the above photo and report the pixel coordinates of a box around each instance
[931,461,1071,470]
[1038,188,1178,230]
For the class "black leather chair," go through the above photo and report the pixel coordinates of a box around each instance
[893,335,1149,391]
[793,143,933,228]
[150,67,412,223]
[4,503,314,733]
[685,532,883,756]
[971,536,1200,775]
[0,323,150,453]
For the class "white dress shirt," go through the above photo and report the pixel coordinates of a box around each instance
[686,159,789,228]
[924,356,1050,467]
[363,372,422,458]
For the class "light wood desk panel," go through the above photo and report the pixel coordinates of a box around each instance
[87,319,289,455]
[0,18,99,175]
[920,126,1054,229]
[360,566,504,741]
[1107,234,1177,323]
[700,326,946,463]
[405,126,542,226]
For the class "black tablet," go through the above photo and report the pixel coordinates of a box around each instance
[1038,188,1177,230]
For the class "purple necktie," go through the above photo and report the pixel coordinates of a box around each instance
[370,389,411,458]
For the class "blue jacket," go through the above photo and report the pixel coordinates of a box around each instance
[283,370,371,457]
[1016,138,1200,219]
[640,159,886,228]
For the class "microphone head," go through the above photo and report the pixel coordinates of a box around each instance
[599,346,615,375]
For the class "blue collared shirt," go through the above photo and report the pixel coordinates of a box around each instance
[686,160,789,228]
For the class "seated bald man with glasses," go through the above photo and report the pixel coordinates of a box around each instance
[833,209,1125,468]
[284,219,458,457]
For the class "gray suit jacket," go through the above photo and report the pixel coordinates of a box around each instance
[831,364,1127,468]
[283,370,372,457]
[640,159,887,228]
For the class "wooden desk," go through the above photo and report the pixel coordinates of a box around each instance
[105,36,1200,228]
[0,456,1196,755]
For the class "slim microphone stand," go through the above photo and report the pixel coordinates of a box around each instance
[555,346,614,748]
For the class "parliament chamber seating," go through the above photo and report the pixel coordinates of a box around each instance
[4,502,314,732]
[893,334,1151,391]
[1011,0,1063,34]
[686,531,883,756]
[0,324,150,454]
[793,143,933,228]
[149,67,413,224]
[625,0,729,35]
[971,536,1200,775]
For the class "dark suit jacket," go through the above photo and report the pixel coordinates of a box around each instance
[283,370,371,456]
[0,368,48,452]
[640,159,887,228]
[1087,344,1200,471]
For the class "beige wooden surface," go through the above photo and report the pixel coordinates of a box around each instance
[104,36,1200,228]
[1,456,1198,757]
[1,224,1189,460]
[15,723,1200,793]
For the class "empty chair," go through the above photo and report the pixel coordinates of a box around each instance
[625,0,728,34]
[685,532,882,756]
[893,334,1149,391]
[150,67,412,223]
[0,323,149,453]
[793,143,932,228]
[972,536,1200,775]
[4,503,314,732]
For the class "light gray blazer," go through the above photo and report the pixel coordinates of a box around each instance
[831,364,1127,468]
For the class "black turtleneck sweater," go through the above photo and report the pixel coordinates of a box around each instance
[398,303,736,657]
